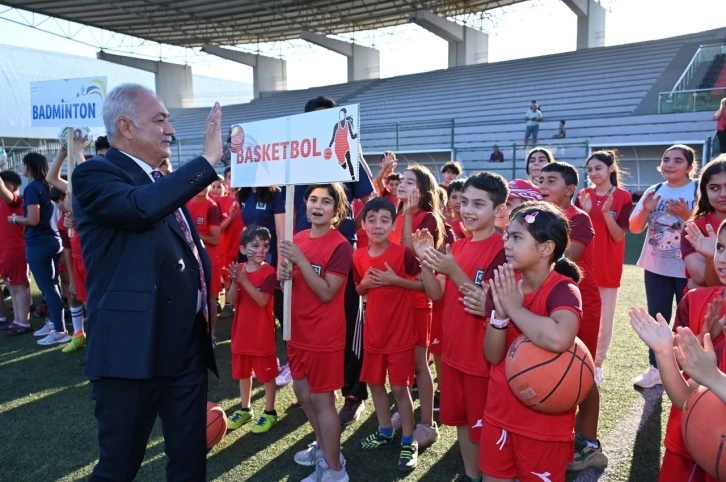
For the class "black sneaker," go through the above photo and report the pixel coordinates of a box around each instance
[398,440,418,472]
[359,431,395,450]
[339,397,364,426]
[433,392,440,412]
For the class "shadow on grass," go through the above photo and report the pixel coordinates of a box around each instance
[627,387,663,482]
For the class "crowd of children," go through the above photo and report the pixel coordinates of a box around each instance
[2,121,726,482]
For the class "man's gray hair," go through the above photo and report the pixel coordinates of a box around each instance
[103,84,158,141]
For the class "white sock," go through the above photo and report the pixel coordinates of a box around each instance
[70,305,85,334]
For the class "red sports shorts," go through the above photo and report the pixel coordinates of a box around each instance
[439,362,488,442]
[658,449,708,482]
[72,257,87,302]
[0,248,28,286]
[414,307,432,348]
[578,313,600,357]
[232,354,279,384]
[360,348,415,387]
[210,263,222,296]
[480,420,571,482]
[429,300,443,355]
[288,345,343,394]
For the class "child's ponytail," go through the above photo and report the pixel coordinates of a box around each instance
[553,257,582,284]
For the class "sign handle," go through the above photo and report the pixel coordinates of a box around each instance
[66,128,76,238]
[282,185,294,341]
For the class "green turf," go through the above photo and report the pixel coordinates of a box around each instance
[0,265,668,481]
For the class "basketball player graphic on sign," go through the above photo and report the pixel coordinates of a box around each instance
[326,108,358,180]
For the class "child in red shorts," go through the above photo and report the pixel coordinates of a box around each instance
[470,202,583,482]
[47,145,88,351]
[540,162,606,470]
[226,224,279,433]
[390,164,445,448]
[186,185,222,341]
[631,222,726,482]
[278,184,352,482]
[354,198,422,472]
[0,170,31,335]
[414,172,508,481]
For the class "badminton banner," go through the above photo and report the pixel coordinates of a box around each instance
[230,104,360,187]
[31,77,107,128]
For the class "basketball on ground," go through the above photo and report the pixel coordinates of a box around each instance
[505,335,595,413]
[681,385,726,481]
[324,147,332,160]
[206,401,227,450]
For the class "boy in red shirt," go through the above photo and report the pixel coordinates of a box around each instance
[226,225,279,433]
[0,171,31,335]
[446,179,465,239]
[413,172,508,482]
[540,162,606,471]
[218,167,243,314]
[354,197,423,472]
[186,186,222,340]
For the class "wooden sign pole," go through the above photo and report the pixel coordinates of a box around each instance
[282,185,294,341]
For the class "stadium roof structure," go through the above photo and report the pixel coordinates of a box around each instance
[3,0,527,47]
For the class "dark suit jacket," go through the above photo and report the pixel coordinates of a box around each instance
[72,148,218,380]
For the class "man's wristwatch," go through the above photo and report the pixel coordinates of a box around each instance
[489,310,510,329]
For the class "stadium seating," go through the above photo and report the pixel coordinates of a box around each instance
[169,27,726,187]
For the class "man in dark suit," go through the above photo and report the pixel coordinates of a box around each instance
[72,83,223,481]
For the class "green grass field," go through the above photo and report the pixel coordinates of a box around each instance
[0,264,668,482]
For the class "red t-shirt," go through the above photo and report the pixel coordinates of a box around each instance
[564,205,601,321]
[353,243,420,354]
[390,210,438,309]
[230,263,277,356]
[442,234,505,377]
[664,287,726,458]
[289,229,352,352]
[186,198,223,264]
[218,195,244,264]
[681,213,722,282]
[576,187,633,287]
[356,228,368,251]
[0,194,24,250]
[450,218,466,240]
[57,211,71,250]
[381,188,398,206]
[484,271,583,442]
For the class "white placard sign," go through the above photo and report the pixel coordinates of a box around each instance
[31,77,107,128]
[230,104,360,187]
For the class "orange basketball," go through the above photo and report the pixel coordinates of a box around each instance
[505,335,595,413]
[324,148,332,160]
[681,385,726,481]
[206,402,227,450]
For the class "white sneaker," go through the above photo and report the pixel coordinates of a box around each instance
[301,458,349,482]
[413,422,440,449]
[634,366,662,389]
[34,320,54,337]
[595,366,603,387]
[391,412,402,431]
[276,363,293,387]
[294,441,324,467]
[37,331,71,346]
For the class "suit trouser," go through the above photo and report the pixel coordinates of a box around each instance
[341,271,367,400]
[89,319,208,482]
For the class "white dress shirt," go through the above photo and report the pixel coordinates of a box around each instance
[122,151,203,313]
